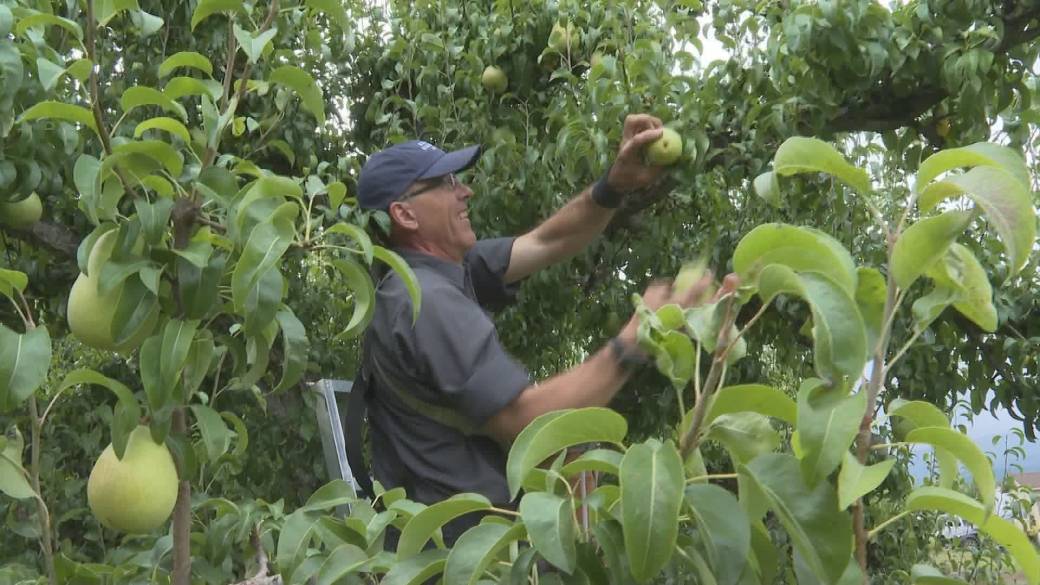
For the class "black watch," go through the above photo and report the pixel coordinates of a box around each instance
[608,337,648,371]
[591,171,625,208]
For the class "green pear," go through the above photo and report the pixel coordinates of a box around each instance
[87,425,179,534]
[647,127,683,166]
[0,192,43,230]
[481,65,508,93]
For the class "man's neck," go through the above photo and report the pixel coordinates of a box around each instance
[397,241,464,264]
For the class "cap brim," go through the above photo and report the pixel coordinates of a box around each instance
[419,144,482,179]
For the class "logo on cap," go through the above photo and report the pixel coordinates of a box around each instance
[416,141,436,151]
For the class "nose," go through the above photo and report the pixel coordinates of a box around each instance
[458,181,474,200]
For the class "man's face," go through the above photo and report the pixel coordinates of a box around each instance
[393,173,476,260]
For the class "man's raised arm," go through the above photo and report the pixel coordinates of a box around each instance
[504,114,667,284]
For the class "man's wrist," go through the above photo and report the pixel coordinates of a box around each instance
[591,169,625,209]
[608,336,648,371]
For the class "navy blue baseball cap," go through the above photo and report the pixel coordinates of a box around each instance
[357,140,482,211]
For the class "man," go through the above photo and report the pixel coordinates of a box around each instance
[355,114,711,542]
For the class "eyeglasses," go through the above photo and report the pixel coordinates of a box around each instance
[398,174,459,202]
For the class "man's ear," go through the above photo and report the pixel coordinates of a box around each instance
[388,201,419,232]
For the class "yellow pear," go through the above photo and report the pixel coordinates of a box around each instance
[67,230,158,352]
[87,425,179,534]
[0,192,43,229]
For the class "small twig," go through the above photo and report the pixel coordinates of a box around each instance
[684,473,738,484]
[867,510,911,540]
[29,397,57,585]
[230,525,282,585]
[679,295,739,459]
[196,216,227,233]
[883,326,928,376]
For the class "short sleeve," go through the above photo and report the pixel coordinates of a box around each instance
[411,283,530,425]
[465,237,521,311]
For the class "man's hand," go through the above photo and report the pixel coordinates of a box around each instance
[606,114,666,193]
[617,271,716,345]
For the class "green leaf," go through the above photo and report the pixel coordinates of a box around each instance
[66,59,93,83]
[837,452,895,510]
[134,198,173,245]
[181,333,214,400]
[15,12,82,40]
[300,479,357,513]
[653,329,695,388]
[110,140,185,177]
[915,141,1030,194]
[57,369,139,459]
[506,408,627,500]
[269,65,326,124]
[560,448,623,477]
[705,413,780,464]
[739,454,853,585]
[233,24,278,64]
[325,222,374,265]
[381,549,448,585]
[36,57,65,92]
[520,492,577,573]
[94,0,139,26]
[797,379,867,485]
[757,266,867,386]
[17,101,97,135]
[444,522,525,585]
[705,384,797,426]
[887,399,958,488]
[773,136,871,194]
[0,437,34,499]
[330,259,375,340]
[927,243,997,331]
[140,335,165,411]
[854,267,886,353]
[274,308,309,392]
[753,170,780,205]
[0,5,10,36]
[911,564,970,585]
[683,300,745,364]
[906,487,1039,584]
[164,76,223,101]
[919,167,1035,275]
[327,181,347,209]
[275,509,318,578]
[314,543,367,585]
[733,223,857,295]
[892,210,974,289]
[158,51,213,78]
[684,484,751,585]
[905,427,996,512]
[0,326,51,413]
[374,246,421,324]
[160,319,199,401]
[305,0,350,31]
[189,404,230,463]
[620,438,684,584]
[0,269,28,302]
[121,86,188,120]
[129,9,164,36]
[397,493,492,559]
[191,0,245,30]
[231,203,297,315]
[134,116,191,143]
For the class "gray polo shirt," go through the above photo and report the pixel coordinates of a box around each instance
[363,237,530,506]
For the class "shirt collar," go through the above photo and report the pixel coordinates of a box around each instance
[394,247,468,291]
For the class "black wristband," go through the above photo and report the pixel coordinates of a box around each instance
[591,172,625,209]
[608,337,648,371]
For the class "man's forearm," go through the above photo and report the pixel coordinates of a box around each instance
[504,186,616,283]
[533,186,615,258]
[484,342,632,443]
